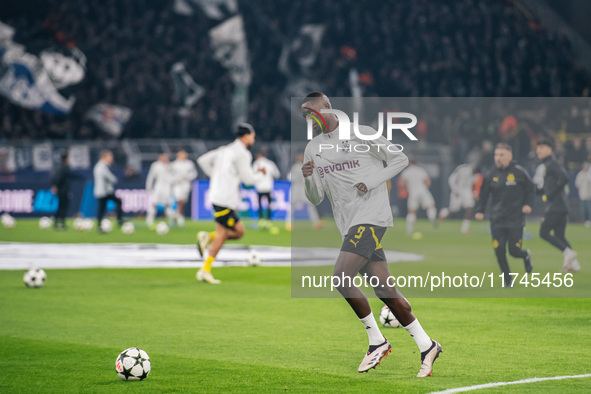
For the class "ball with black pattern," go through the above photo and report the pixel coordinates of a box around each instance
[23,268,46,288]
[115,347,151,381]
[379,305,401,328]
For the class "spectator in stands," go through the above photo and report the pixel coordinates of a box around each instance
[565,138,587,172]
[1,0,590,143]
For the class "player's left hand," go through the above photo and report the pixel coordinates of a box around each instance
[522,205,532,214]
[354,183,368,193]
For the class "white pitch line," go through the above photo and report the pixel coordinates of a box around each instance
[429,374,591,394]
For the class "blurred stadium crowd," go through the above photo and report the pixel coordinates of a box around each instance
[1,0,591,154]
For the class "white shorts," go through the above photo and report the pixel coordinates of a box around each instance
[173,183,192,202]
[151,189,171,206]
[407,191,435,211]
[449,190,474,212]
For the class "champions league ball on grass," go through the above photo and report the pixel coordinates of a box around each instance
[115,347,151,381]
[82,218,95,231]
[1,213,16,228]
[246,249,261,266]
[379,305,401,328]
[23,268,46,288]
[155,221,169,235]
[39,216,52,229]
[73,217,83,230]
[100,219,113,233]
[121,222,135,234]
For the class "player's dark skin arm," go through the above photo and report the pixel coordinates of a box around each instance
[302,160,314,177]
[354,183,368,193]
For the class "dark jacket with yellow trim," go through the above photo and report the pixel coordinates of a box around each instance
[538,155,569,214]
[475,161,534,227]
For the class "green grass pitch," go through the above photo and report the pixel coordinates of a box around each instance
[1,218,590,393]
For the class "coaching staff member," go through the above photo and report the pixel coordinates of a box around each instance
[536,138,580,272]
[51,151,85,230]
[475,143,534,287]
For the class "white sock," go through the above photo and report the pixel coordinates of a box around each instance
[461,219,470,234]
[166,207,176,226]
[404,319,432,353]
[427,207,437,221]
[177,215,185,228]
[360,313,385,346]
[146,205,156,226]
[563,247,576,257]
[406,213,416,235]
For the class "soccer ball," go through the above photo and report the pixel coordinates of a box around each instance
[379,305,401,328]
[1,213,16,228]
[23,268,46,288]
[100,219,113,233]
[155,221,169,235]
[82,218,94,231]
[73,217,84,230]
[115,347,151,381]
[39,216,53,229]
[411,231,423,240]
[246,249,261,266]
[121,222,135,234]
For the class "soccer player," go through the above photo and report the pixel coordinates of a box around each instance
[474,143,533,287]
[286,152,323,231]
[399,157,438,235]
[145,153,174,228]
[301,92,441,377]
[536,139,580,272]
[252,150,280,225]
[93,150,123,231]
[575,162,591,228]
[439,163,477,234]
[51,151,84,230]
[171,150,198,228]
[196,123,262,284]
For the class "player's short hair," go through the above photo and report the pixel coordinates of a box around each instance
[60,151,69,163]
[495,143,512,152]
[301,91,326,106]
[537,138,554,149]
[100,149,112,158]
[236,123,255,137]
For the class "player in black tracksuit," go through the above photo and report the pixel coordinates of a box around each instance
[475,144,534,287]
[51,152,85,230]
[535,139,579,271]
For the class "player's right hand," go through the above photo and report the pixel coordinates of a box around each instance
[302,160,314,178]
[475,212,484,220]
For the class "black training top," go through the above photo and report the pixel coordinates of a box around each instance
[539,155,569,214]
[51,165,84,196]
[475,161,534,228]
